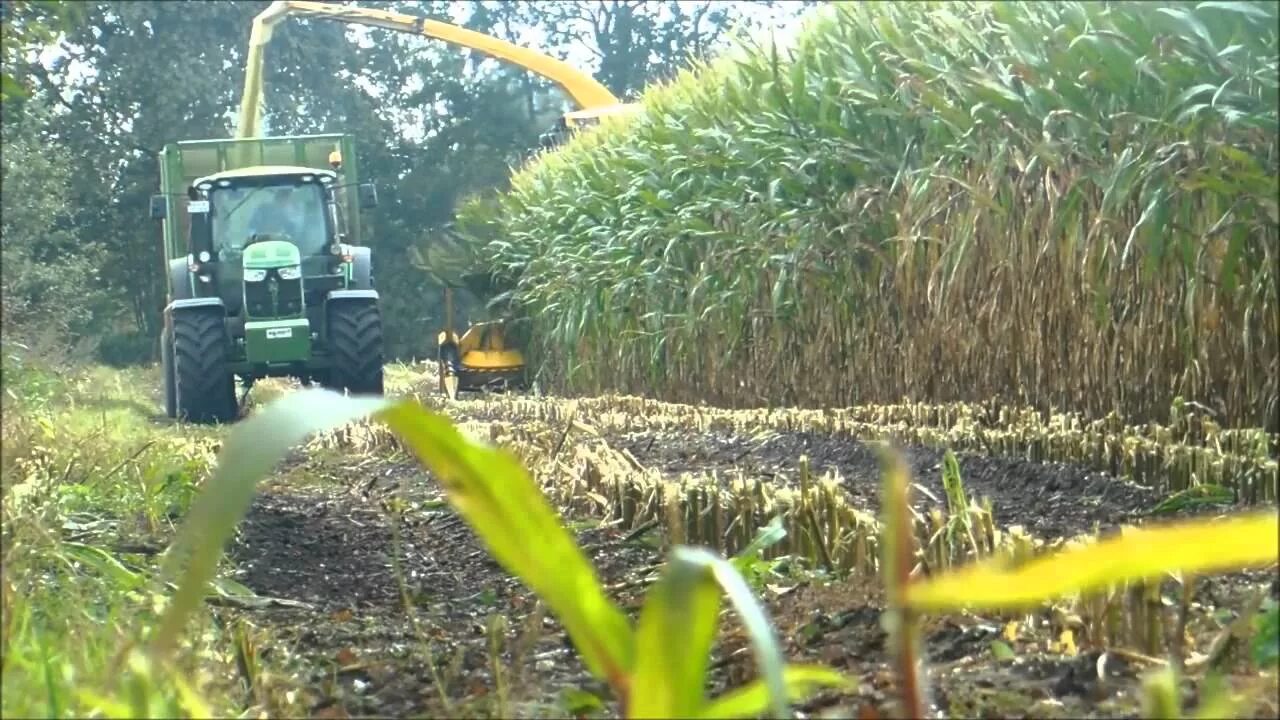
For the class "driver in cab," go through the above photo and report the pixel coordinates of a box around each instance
[246,186,306,243]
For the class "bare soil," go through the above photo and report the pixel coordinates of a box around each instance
[217,391,1278,719]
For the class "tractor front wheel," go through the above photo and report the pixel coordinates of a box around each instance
[172,310,237,424]
[327,300,384,395]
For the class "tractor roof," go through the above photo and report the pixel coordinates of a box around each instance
[192,165,337,186]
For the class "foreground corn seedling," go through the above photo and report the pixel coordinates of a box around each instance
[149,390,850,718]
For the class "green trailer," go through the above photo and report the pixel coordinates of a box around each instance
[150,134,384,423]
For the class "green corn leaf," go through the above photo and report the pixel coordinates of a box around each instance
[380,400,636,684]
[1219,223,1247,294]
[1141,666,1183,720]
[1193,673,1241,719]
[628,550,725,717]
[1252,600,1279,667]
[1196,0,1277,22]
[152,390,388,658]
[633,547,792,718]
[63,542,146,591]
[733,515,787,564]
[695,665,854,719]
[1156,6,1218,53]
[990,640,1017,661]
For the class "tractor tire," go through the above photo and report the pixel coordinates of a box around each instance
[161,329,177,419]
[327,300,384,395]
[172,310,237,424]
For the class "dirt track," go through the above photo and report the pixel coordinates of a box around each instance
[228,466,626,717]
[218,384,1277,718]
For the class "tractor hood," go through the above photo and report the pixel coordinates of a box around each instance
[243,240,301,269]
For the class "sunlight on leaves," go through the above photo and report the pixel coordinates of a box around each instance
[907,512,1279,612]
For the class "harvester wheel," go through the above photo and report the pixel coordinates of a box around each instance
[327,300,384,395]
[171,310,237,424]
[438,343,461,400]
[161,329,177,418]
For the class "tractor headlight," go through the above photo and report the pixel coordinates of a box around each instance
[244,269,268,282]
[198,251,211,263]
[277,266,301,280]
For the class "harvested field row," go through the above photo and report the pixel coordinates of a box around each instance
[211,369,1278,718]
[410,391,1279,505]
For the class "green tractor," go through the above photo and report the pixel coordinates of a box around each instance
[150,134,384,423]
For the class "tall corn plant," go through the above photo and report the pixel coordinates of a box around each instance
[458,0,1279,429]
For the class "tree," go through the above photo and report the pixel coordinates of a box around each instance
[0,0,83,101]
[0,97,109,357]
[533,0,805,99]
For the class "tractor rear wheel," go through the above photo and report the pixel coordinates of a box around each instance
[327,300,384,395]
[161,329,177,418]
[172,310,237,424]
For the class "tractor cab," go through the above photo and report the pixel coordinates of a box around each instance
[176,162,378,319]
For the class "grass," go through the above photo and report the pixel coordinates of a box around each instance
[457,0,1279,430]
[0,348,234,717]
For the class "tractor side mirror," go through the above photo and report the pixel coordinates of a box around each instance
[357,182,378,210]
[150,194,167,220]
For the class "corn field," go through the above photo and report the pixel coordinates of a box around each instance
[457,0,1280,430]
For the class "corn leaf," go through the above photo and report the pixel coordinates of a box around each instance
[639,547,792,718]
[379,400,634,684]
[695,665,854,719]
[63,542,145,591]
[152,390,389,658]
[906,512,1279,612]
[627,550,725,717]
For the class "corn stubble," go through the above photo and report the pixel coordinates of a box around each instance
[458,0,1279,431]
[404,393,1278,503]
[306,384,1275,682]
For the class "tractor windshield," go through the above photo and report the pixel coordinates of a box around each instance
[210,182,328,260]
